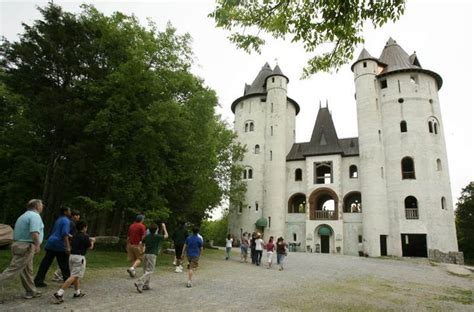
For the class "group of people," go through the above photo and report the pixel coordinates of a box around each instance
[125,216,203,291]
[0,199,95,304]
[0,198,205,305]
[227,232,288,271]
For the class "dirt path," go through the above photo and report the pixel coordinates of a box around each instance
[1,250,472,311]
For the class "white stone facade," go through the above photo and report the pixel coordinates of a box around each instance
[228,39,459,258]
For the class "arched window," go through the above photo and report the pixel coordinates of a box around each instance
[441,197,446,210]
[243,170,247,179]
[401,157,416,179]
[248,169,253,179]
[238,202,243,213]
[434,123,438,134]
[288,193,306,213]
[249,122,254,132]
[428,121,433,133]
[428,117,440,135]
[349,165,358,178]
[254,144,260,154]
[245,123,249,132]
[400,120,407,133]
[295,168,302,181]
[343,192,362,213]
[404,196,419,219]
[270,151,272,161]
[436,159,442,171]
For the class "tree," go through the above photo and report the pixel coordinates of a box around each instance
[0,4,243,235]
[456,182,474,262]
[210,0,406,77]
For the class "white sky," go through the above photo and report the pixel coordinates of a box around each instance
[1,0,473,220]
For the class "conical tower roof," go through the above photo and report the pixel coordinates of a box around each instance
[246,62,273,94]
[350,47,381,71]
[304,106,343,156]
[378,37,420,74]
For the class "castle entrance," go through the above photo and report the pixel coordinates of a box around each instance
[314,224,333,254]
[321,235,330,253]
[401,234,427,257]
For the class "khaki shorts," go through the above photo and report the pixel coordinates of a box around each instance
[127,243,144,262]
[187,256,199,270]
[69,255,86,278]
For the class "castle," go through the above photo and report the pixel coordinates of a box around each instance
[228,38,459,257]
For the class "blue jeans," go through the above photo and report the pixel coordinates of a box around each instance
[225,247,231,259]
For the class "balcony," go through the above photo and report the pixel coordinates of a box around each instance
[405,208,419,219]
[310,210,337,220]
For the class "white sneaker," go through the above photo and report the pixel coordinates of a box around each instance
[175,267,183,273]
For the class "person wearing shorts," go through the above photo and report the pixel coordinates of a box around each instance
[53,221,95,304]
[172,222,187,273]
[182,227,203,288]
[266,236,275,269]
[126,215,146,277]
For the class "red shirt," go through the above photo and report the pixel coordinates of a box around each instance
[128,222,146,245]
[266,242,275,252]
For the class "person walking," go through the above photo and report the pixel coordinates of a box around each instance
[172,222,187,273]
[126,215,146,278]
[277,237,288,271]
[266,236,275,269]
[34,206,72,287]
[0,199,44,301]
[52,221,95,303]
[254,233,264,266]
[225,234,233,260]
[52,209,81,282]
[250,232,256,264]
[134,223,168,293]
[182,227,203,288]
[240,233,249,263]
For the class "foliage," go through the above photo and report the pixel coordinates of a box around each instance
[0,3,243,235]
[455,182,474,262]
[201,212,229,247]
[210,0,406,77]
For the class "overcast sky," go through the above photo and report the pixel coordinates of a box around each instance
[1,0,473,219]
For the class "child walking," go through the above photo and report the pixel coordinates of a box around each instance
[240,233,249,263]
[134,223,168,293]
[225,234,233,260]
[266,236,275,269]
[53,221,95,304]
[276,237,288,271]
[183,227,203,288]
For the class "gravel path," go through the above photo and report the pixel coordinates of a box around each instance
[1,249,472,311]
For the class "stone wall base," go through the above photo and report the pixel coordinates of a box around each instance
[428,249,464,265]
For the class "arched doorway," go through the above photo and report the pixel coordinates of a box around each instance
[314,224,333,254]
[308,188,339,220]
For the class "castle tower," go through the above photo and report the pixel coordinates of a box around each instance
[229,63,299,239]
[352,38,458,256]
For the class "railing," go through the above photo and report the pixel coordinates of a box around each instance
[405,208,419,219]
[402,171,416,179]
[310,210,337,220]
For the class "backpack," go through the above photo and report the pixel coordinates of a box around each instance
[0,224,14,246]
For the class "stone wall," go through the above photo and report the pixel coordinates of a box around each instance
[428,249,464,265]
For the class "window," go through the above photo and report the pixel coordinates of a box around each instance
[404,196,419,219]
[436,159,442,171]
[293,233,297,241]
[243,168,253,180]
[398,80,401,93]
[245,123,249,132]
[248,169,253,179]
[428,117,439,134]
[343,192,362,213]
[270,126,273,136]
[243,170,247,179]
[441,197,446,210]
[398,98,404,103]
[401,157,416,179]
[400,121,407,133]
[363,61,367,68]
[272,77,275,83]
[410,75,418,84]
[268,216,271,228]
[358,235,363,243]
[380,79,387,89]
[249,122,254,132]
[238,202,243,214]
[255,202,259,211]
[288,193,306,213]
[295,168,302,181]
[254,144,260,154]
[271,102,273,113]
[270,151,272,161]
[314,162,333,184]
[349,165,358,178]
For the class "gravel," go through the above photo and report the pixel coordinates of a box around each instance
[1,249,472,311]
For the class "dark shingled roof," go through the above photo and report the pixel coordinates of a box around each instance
[231,63,300,114]
[286,107,359,161]
[350,48,381,71]
[351,37,443,89]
